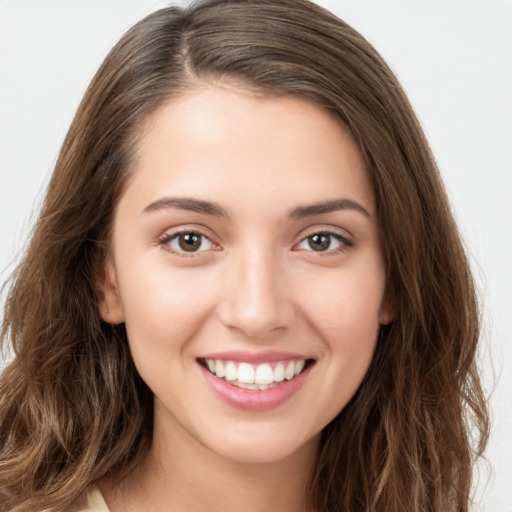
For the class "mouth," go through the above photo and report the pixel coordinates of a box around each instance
[198,357,315,390]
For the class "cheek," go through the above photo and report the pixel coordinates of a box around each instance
[302,270,383,420]
[299,263,386,346]
[116,263,220,360]
[297,260,384,409]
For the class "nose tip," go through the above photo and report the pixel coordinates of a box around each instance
[217,257,295,339]
[219,297,295,339]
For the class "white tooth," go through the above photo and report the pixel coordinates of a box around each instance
[294,360,306,376]
[259,384,270,390]
[254,363,274,385]
[237,363,255,384]
[207,359,215,373]
[235,381,258,390]
[215,360,226,378]
[285,361,295,380]
[274,363,285,382]
[225,361,237,381]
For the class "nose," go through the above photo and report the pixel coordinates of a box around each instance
[217,246,296,339]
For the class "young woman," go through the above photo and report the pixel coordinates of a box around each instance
[0,1,489,511]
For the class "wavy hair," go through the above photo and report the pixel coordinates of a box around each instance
[0,1,488,510]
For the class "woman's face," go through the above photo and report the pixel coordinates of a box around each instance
[100,84,392,465]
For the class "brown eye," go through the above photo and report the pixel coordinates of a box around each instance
[307,233,332,251]
[178,233,202,252]
[295,231,349,254]
[161,231,217,254]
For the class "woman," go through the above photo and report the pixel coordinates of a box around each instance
[0,0,489,511]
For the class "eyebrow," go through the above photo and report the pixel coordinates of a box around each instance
[142,196,370,220]
[142,197,229,218]
[289,198,371,219]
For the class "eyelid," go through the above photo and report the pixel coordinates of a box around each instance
[292,226,353,254]
[298,224,352,239]
[158,226,221,256]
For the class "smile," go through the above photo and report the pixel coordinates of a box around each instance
[201,359,310,390]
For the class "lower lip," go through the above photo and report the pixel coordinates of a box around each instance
[200,363,312,411]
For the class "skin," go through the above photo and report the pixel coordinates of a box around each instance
[98,83,392,512]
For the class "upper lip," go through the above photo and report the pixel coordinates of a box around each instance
[199,350,312,364]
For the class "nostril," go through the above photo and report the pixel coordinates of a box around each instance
[216,300,296,339]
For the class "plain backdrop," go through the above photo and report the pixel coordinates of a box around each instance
[0,1,511,510]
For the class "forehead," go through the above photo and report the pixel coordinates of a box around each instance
[122,84,375,218]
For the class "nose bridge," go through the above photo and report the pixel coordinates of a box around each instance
[218,240,295,338]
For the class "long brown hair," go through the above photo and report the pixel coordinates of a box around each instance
[0,1,489,510]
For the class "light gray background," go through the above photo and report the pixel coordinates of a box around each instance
[0,1,510,510]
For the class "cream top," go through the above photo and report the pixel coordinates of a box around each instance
[80,485,110,512]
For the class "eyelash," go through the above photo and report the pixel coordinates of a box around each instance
[158,229,353,257]
[294,231,353,255]
[158,229,219,257]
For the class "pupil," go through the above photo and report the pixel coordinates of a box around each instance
[179,233,201,252]
[309,234,330,251]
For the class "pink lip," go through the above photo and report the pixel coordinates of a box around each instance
[199,350,309,364]
[199,362,313,411]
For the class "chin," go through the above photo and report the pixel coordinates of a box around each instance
[204,425,320,466]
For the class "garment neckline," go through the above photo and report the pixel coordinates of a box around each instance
[86,484,111,511]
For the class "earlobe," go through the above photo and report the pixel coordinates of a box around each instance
[378,289,396,326]
[97,258,125,324]
[378,307,394,326]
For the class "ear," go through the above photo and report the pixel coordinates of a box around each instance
[96,256,125,324]
[378,287,396,326]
